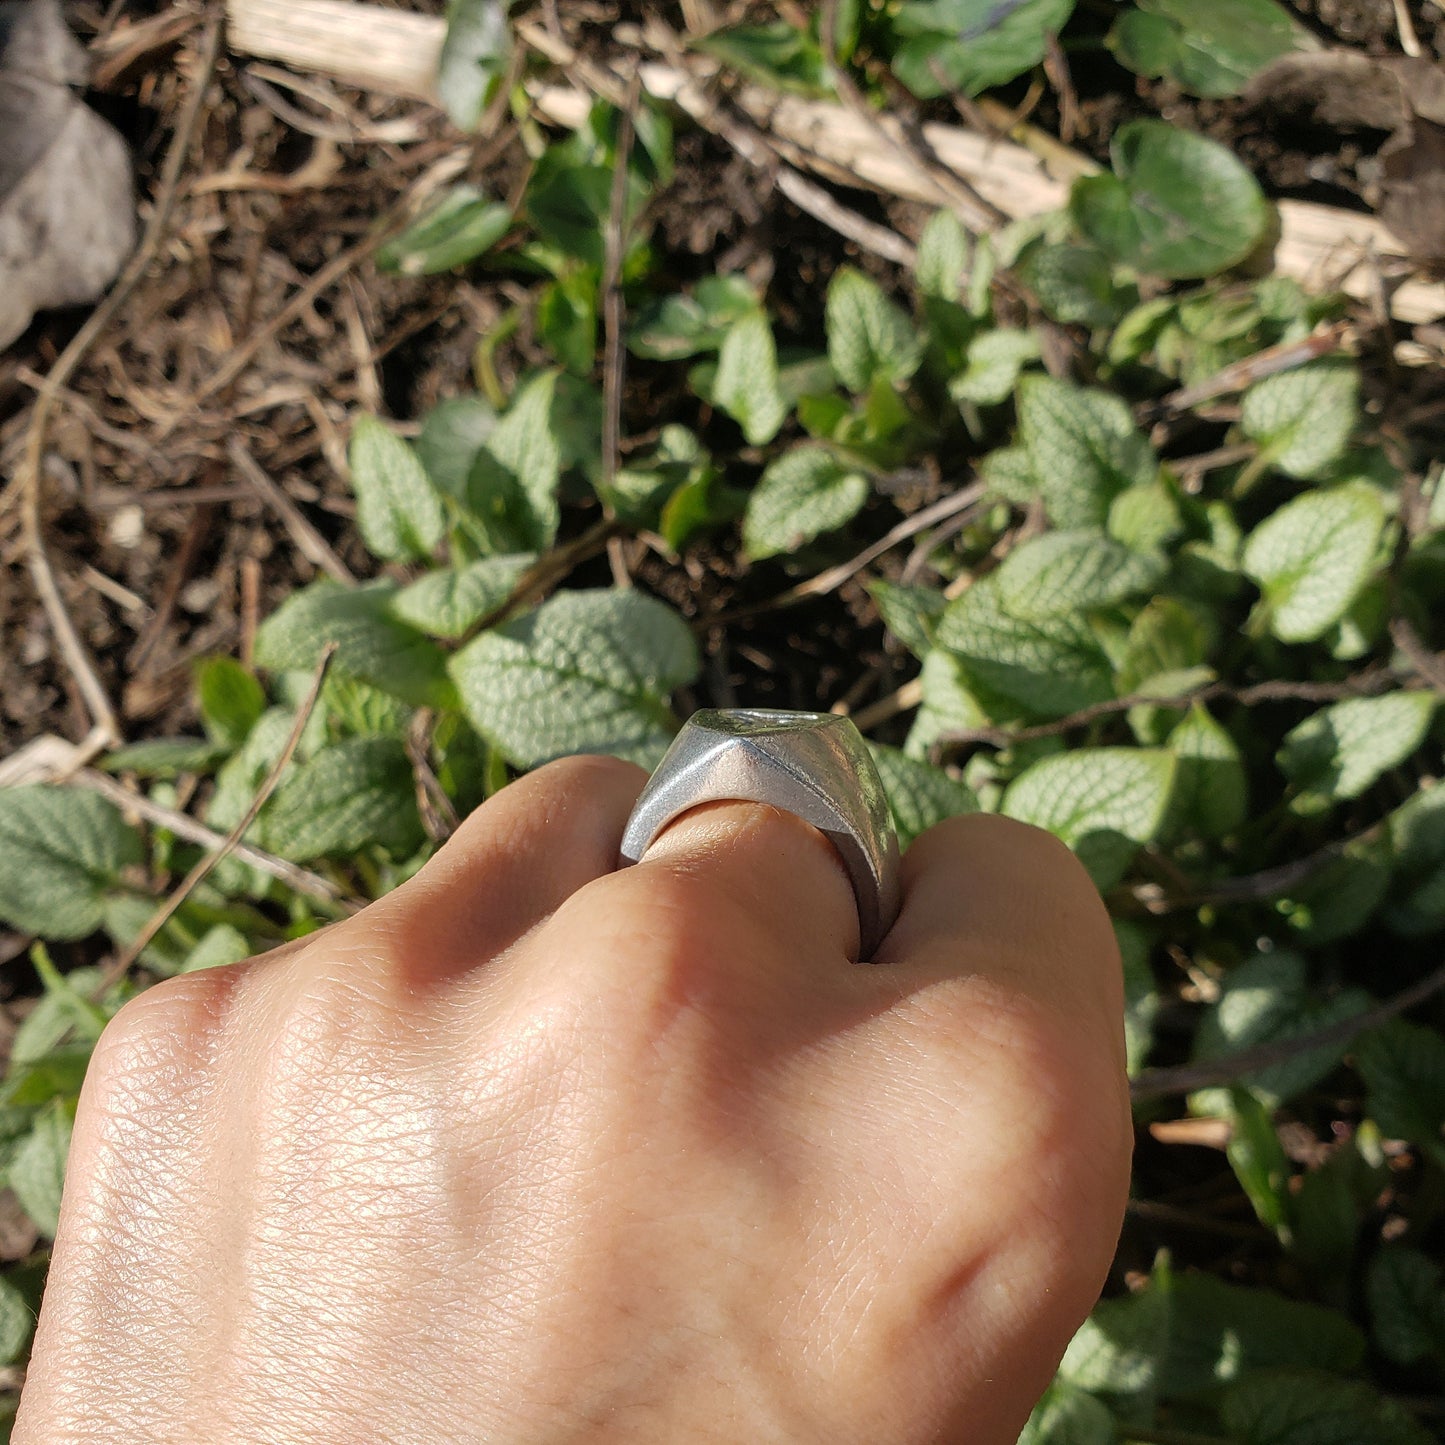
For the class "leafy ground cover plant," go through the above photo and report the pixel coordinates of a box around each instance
[3,2,1445,1439]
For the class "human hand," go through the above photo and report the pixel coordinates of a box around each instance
[16,755,1130,1445]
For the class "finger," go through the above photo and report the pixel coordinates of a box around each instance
[629,798,862,965]
[875,813,1123,1040]
[361,753,648,985]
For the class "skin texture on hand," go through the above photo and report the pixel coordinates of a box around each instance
[15,755,1131,1445]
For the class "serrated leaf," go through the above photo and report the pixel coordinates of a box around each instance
[375,185,512,275]
[1242,483,1385,643]
[1016,376,1157,528]
[1194,951,1370,1106]
[180,923,253,974]
[1002,747,1176,888]
[254,579,452,709]
[389,554,534,639]
[1221,1370,1434,1445]
[1167,703,1247,838]
[869,579,946,658]
[486,370,563,548]
[1356,1020,1445,1165]
[743,446,869,559]
[869,745,978,848]
[905,648,990,757]
[915,210,970,301]
[263,737,423,861]
[628,274,759,360]
[825,267,923,394]
[949,328,1040,406]
[8,1100,71,1237]
[414,394,497,502]
[713,311,788,445]
[1110,0,1317,99]
[349,415,447,562]
[100,736,226,779]
[0,788,142,939]
[1278,692,1436,814]
[979,444,1041,506]
[996,529,1166,620]
[1071,119,1269,279]
[11,966,127,1069]
[1368,1248,1445,1366]
[0,1275,33,1366]
[892,0,1076,98]
[437,0,511,130]
[450,589,699,768]
[1018,1380,1116,1445]
[1108,479,1183,552]
[1241,358,1359,480]
[195,655,266,749]
[936,575,1116,720]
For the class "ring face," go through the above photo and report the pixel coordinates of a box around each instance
[619,709,901,959]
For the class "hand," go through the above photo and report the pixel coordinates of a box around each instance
[16,755,1131,1445]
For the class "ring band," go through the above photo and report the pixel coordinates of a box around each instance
[619,709,901,958]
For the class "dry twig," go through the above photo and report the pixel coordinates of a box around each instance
[227,438,357,583]
[94,644,341,993]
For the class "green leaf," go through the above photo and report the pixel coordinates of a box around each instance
[869,745,978,848]
[868,580,946,658]
[1117,920,1157,1076]
[1022,242,1131,328]
[1016,376,1157,528]
[254,579,452,709]
[1242,482,1386,642]
[628,275,759,360]
[11,966,126,1069]
[414,394,497,502]
[1221,1370,1434,1445]
[450,589,699,768]
[1368,1247,1445,1367]
[1193,951,1370,1106]
[180,923,253,974]
[436,0,512,130]
[1117,596,1209,696]
[1018,1380,1116,1445]
[915,210,970,301]
[389,554,534,639]
[100,736,226,779]
[905,648,990,757]
[743,446,869,560]
[1071,119,1269,279]
[1278,692,1436,814]
[1107,479,1183,553]
[1110,0,1317,99]
[950,328,1041,406]
[825,267,923,394]
[0,788,142,940]
[0,1275,33,1367]
[1356,1020,1445,1165]
[995,529,1166,620]
[1063,1271,1364,1407]
[537,268,599,375]
[8,1099,71,1237]
[1167,703,1247,838]
[712,311,788,446]
[936,575,1116,720]
[263,738,424,862]
[892,0,1076,98]
[375,185,512,275]
[1226,1086,1293,1237]
[485,370,564,549]
[1003,747,1175,888]
[695,21,829,95]
[195,655,266,749]
[1241,358,1360,480]
[349,415,447,563]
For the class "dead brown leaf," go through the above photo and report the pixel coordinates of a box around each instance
[0,0,138,350]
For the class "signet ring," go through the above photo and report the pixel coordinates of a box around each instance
[619,709,901,959]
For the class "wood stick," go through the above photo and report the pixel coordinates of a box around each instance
[224,0,1445,324]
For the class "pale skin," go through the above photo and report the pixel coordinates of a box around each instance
[15,754,1132,1445]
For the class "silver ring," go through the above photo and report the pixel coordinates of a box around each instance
[619,709,901,958]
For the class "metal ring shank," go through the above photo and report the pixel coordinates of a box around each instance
[619,711,901,958]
